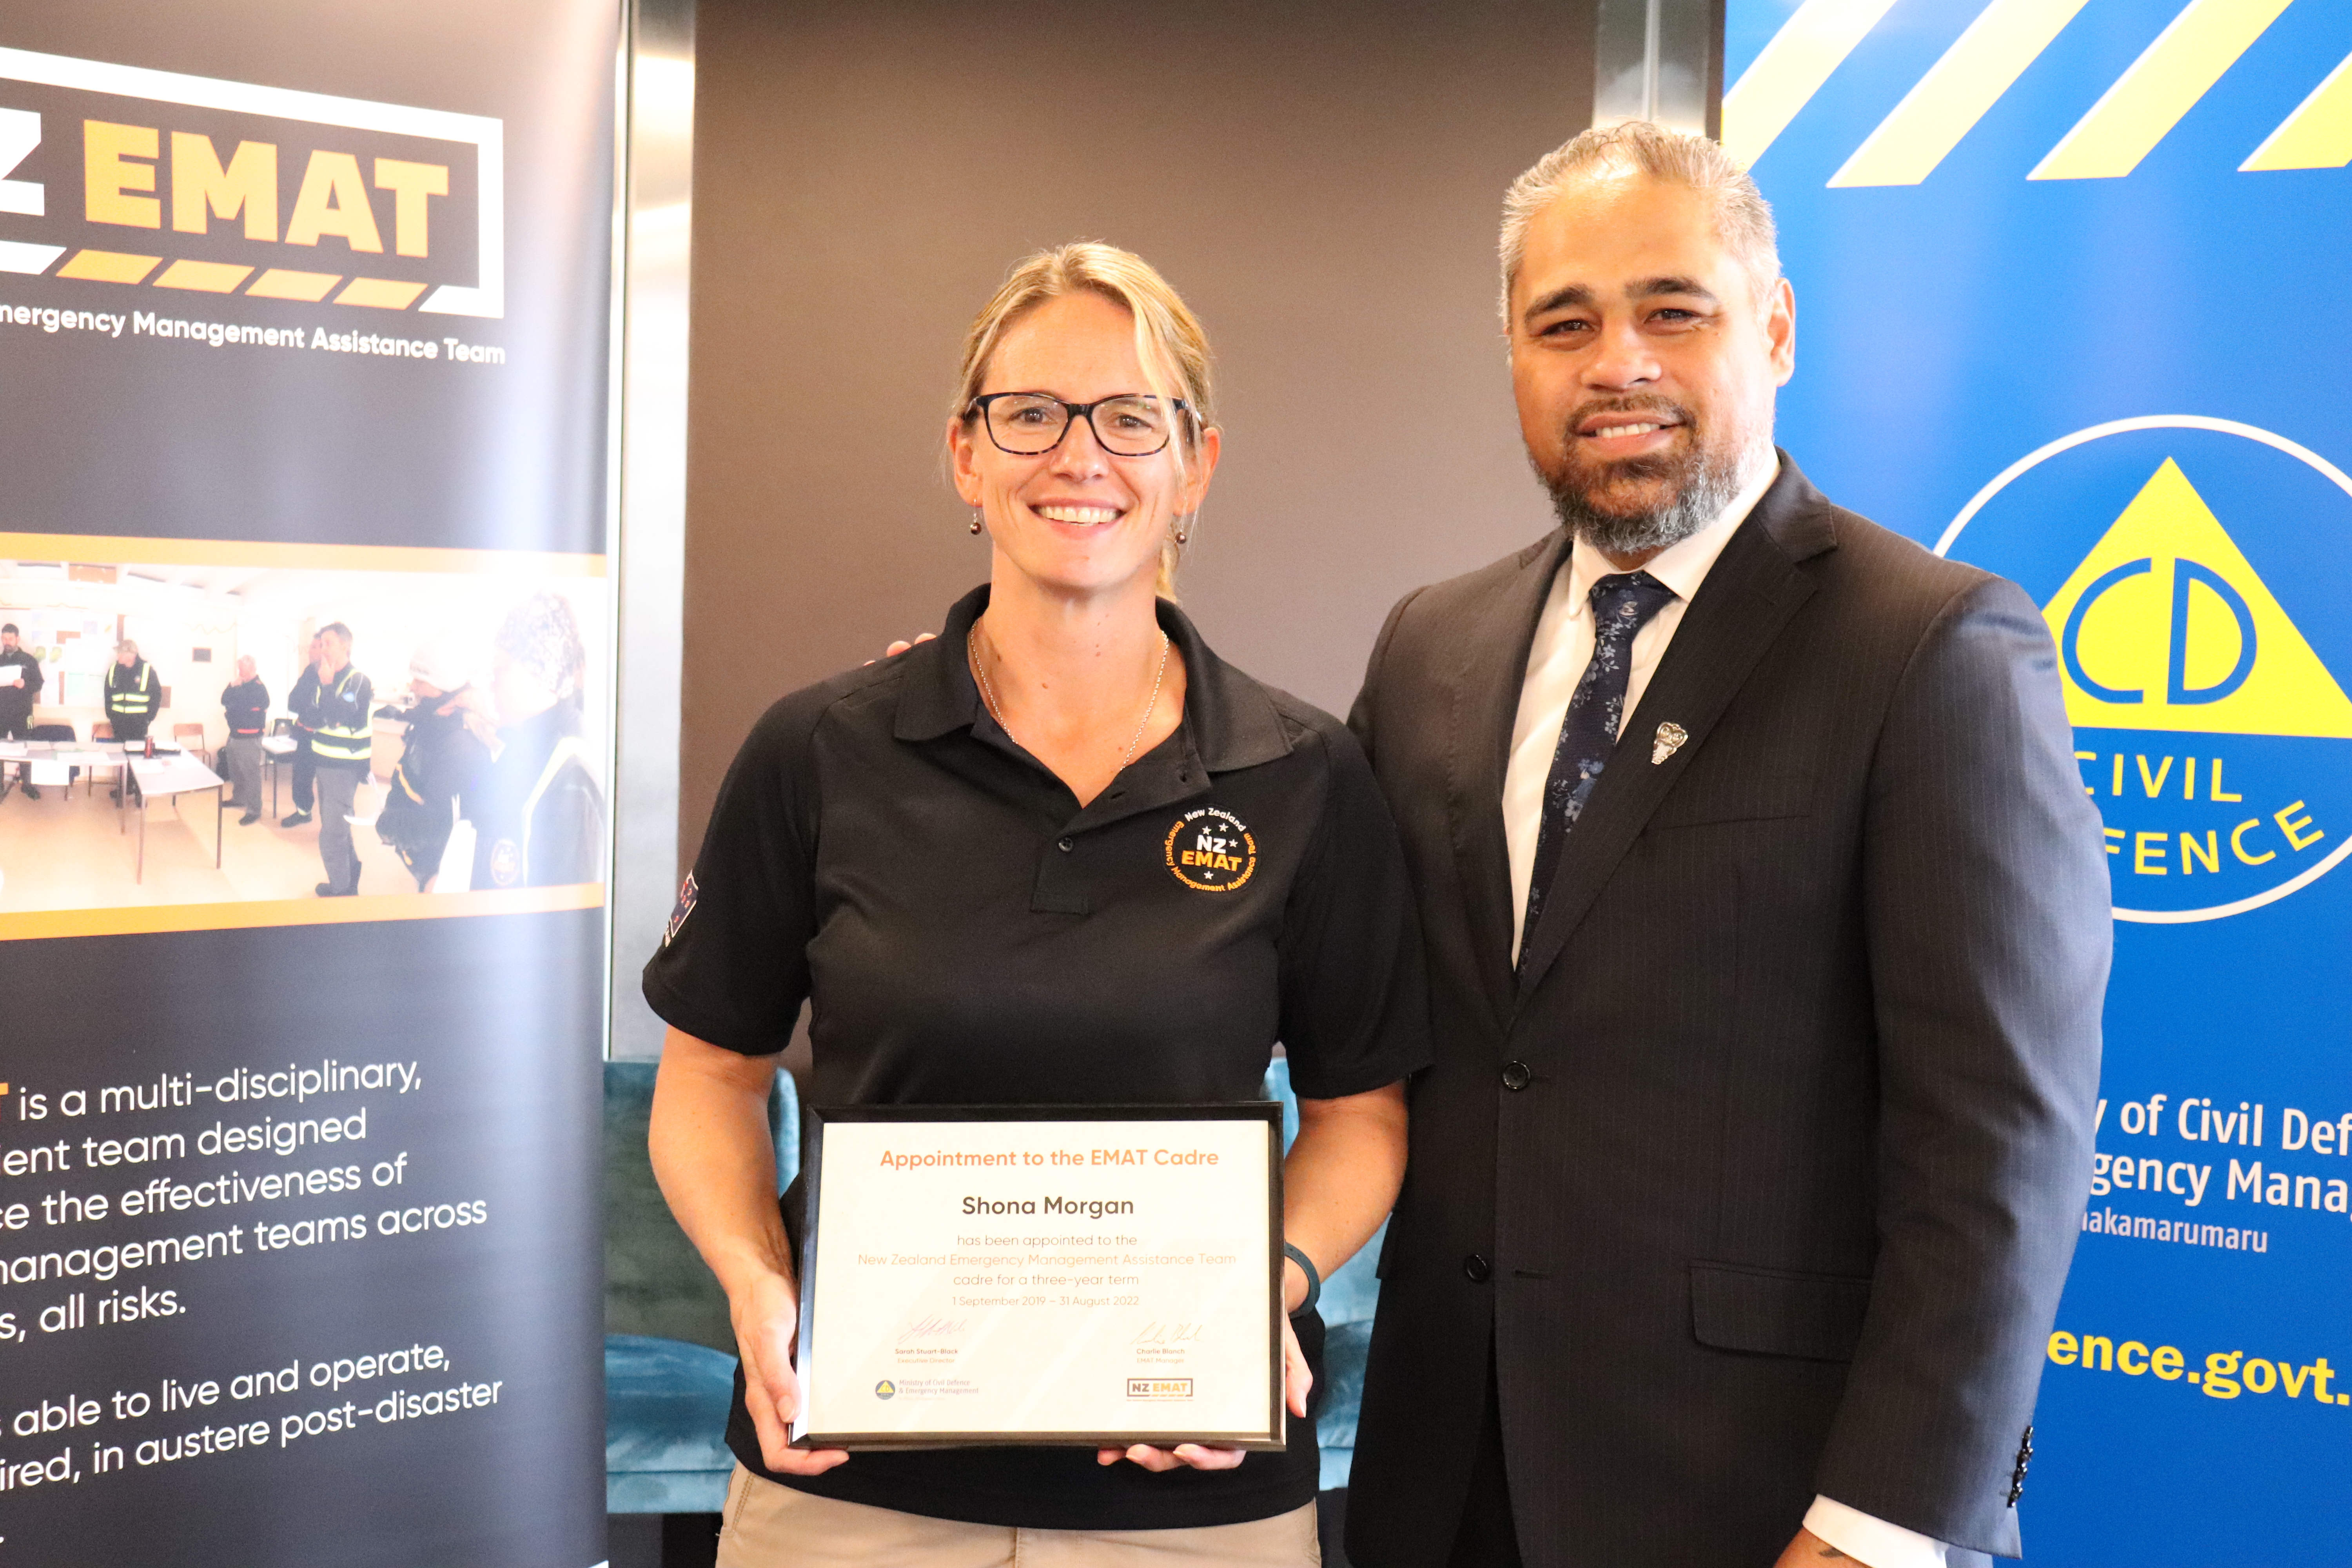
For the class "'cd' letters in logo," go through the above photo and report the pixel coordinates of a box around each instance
[1942,419,2352,922]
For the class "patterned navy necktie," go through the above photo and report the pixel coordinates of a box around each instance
[1519,570,1676,964]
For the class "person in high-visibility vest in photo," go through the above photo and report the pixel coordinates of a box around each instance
[105,639,160,800]
[458,592,604,891]
[307,622,375,897]
[280,631,324,828]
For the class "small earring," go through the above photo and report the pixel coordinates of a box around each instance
[1173,514,1191,546]
[969,510,984,535]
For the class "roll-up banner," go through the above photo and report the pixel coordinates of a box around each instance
[1727,2,2351,1562]
[0,4,615,1565]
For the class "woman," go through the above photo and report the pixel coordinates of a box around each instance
[645,243,1423,1566]
[457,592,604,889]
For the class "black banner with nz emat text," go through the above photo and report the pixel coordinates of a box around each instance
[0,4,615,1564]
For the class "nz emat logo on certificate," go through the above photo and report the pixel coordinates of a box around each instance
[0,45,501,316]
[1940,418,2352,923]
[1126,1378,1192,1399]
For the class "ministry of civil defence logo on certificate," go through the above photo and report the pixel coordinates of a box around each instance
[1940,418,2352,923]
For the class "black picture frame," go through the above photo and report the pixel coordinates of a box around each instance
[793,1102,1287,1452]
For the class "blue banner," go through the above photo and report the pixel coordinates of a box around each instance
[1725,2,2352,1562]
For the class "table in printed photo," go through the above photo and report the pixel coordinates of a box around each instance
[0,740,120,797]
[125,753,225,882]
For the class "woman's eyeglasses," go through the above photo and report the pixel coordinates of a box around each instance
[967,392,1192,457]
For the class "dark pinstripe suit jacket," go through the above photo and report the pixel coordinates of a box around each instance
[1342,457,2110,1566]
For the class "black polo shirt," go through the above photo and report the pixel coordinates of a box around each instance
[642,585,1427,1530]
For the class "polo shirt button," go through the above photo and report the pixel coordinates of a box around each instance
[1462,1253,1491,1283]
[1501,1060,1531,1091]
[1057,837,1075,853]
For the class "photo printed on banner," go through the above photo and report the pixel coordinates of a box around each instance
[0,536,609,932]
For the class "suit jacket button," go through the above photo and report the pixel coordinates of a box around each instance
[1462,1253,1492,1283]
[1500,1060,1531,1091]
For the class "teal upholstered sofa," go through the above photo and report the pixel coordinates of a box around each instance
[603,1061,793,1513]
[602,1057,1381,1510]
[1265,1056,1387,1493]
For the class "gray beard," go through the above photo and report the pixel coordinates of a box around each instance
[1543,435,1755,559]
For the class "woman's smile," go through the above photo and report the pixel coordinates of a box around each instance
[1031,501,1124,525]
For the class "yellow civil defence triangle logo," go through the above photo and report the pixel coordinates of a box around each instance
[2043,458,2352,738]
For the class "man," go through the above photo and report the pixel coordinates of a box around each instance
[281,632,324,828]
[1343,124,2109,1568]
[307,622,374,897]
[105,639,161,799]
[220,655,270,825]
[0,622,43,800]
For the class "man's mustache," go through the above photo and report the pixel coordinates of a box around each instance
[1557,397,1696,458]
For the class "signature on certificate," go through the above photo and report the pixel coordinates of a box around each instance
[1129,1321,1204,1347]
[897,1314,970,1344]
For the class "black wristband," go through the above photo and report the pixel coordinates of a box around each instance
[1282,1242,1321,1318]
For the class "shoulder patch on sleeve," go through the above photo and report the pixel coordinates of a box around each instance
[663,872,699,946]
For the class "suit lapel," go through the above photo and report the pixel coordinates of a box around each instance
[1448,532,1570,1034]
[1513,463,1834,1005]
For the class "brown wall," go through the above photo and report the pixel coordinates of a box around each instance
[683,0,1597,862]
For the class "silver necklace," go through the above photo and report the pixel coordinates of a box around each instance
[969,623,1172,769]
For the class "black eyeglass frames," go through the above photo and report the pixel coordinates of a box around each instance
[966,392,1194,457]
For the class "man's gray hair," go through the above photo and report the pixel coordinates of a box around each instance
[1499,122,1781,322]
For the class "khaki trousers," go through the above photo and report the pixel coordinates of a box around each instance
[715,1465,1319,1568]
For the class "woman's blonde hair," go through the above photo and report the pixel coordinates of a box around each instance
[953,243,1216,597]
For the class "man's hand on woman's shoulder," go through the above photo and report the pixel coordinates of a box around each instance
[865,631,936,666]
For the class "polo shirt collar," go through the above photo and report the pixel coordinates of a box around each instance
[894,584,1292,775]
[891,587,991,742]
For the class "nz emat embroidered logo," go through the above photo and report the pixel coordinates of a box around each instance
[1164,806,1256,893]
[663,871,698,945]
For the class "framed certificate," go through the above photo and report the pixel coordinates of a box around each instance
[793,1103,1285,1451]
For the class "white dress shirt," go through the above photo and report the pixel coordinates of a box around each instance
[1503,460,1772,961]
[1500,457,1950,1568]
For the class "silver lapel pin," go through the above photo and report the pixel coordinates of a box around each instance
[1651,721,1688,766]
